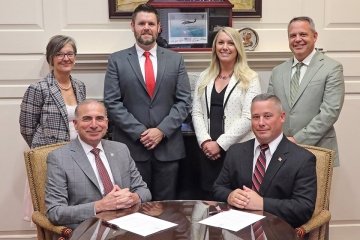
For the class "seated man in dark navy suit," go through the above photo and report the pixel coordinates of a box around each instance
[214,93,317,228]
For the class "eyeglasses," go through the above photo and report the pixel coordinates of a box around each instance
[55,52,75,60]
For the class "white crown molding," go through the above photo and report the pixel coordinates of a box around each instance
[74,51,292,72]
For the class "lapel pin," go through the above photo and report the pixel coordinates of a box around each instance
[110,153,114,157]
[278,157,282,162]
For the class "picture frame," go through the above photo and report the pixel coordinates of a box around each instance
[168,12,208,45]
[108,0,148,19]
[230,0,262,18]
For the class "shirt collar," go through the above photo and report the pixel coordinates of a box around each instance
[293,49,316,67]
[135,43,157,58]
[77,136,104,155]
[254,133,283,156]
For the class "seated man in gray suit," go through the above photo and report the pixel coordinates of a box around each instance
[213,94,317,228]
[45,100,151,229]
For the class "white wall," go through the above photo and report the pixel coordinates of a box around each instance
[0,0,359,239]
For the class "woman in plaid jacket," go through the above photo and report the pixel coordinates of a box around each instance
[19,35,86,148]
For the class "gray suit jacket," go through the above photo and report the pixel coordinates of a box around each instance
[104,45,191,162]
[45,138,151,229]
[268,51,344,165]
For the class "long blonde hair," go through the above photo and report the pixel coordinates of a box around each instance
[197,27,256,95]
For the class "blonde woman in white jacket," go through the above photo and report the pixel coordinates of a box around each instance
[192,27,261,199]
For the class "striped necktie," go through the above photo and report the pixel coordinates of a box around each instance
[252,221,266,240]
[290,62,303,106]
[252,144,269,193]
[91,148,113,195]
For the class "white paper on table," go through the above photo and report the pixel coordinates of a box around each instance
[198,209,265,232]
[107,212,177,237]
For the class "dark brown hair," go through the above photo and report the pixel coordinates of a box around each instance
[132,4,159,23]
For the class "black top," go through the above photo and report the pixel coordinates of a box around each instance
[209,84,227,140]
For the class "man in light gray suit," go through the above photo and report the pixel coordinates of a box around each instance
[104,4,191,200]
[45,100,151,229]
[268,16,344,166]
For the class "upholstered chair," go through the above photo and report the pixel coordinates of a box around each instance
[296,145,335,240]
[24,142,72,240]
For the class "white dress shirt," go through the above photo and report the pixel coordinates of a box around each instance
[78,137,115,195]
[252,133,283,173]
[135,43,158,82]
[292,49,317,84]
[66,105,77,140]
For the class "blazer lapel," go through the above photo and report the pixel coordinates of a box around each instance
[260,136,289,195]
[48,73,69,128]
[243,140,256,187]
[223,75,238,104]
[205,79,215,114]
[72,76,82,103]
[70,139,101,193]
[282,59,293,107]
[152,47,166,100]
[101,140,123,187]
[127,46,147,93]
[293,51,324,106]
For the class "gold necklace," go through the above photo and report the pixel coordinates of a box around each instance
[58,82,72,91]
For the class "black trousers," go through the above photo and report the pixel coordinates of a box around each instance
[199,152,225,191]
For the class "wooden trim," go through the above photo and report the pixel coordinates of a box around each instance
[74,51,292,72]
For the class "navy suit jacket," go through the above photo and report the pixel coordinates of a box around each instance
[213,136,317,228]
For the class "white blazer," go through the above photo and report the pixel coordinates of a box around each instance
[192,72,261,151]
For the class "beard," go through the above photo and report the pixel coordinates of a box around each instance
[135,32,157,46]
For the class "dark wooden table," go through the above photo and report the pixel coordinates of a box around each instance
[70,200,299,240]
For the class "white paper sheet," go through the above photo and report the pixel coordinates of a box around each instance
[199,209,265,232]
[107,212,178,237]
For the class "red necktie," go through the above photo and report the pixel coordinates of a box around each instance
[91,148,113,195]
[144,51,155,97]
[252,144,269,193]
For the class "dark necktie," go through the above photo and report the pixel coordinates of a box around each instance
[252,221,266,240]
[90,148,113,195]
[252,144,269,193]
[144,51,155,97]
[96,222,109,240]
[290,62,303,106]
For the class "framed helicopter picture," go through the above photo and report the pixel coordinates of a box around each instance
[167,12,208,45]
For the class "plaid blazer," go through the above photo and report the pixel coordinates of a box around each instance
[19,72,86,148]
